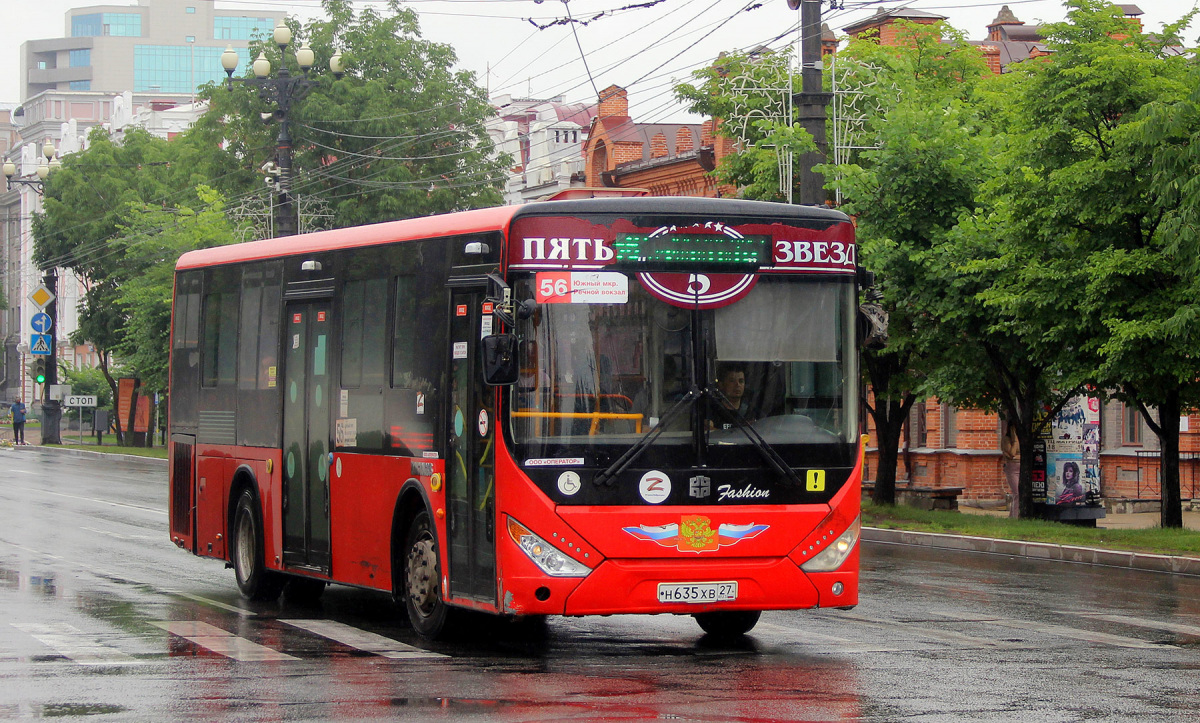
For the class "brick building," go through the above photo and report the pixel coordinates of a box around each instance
[581,85,735,197]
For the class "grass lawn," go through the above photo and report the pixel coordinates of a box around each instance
[48,437,169,459]
[864,501,1200,558]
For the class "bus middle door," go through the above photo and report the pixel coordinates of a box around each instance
[281,301,333,572]
[446,287,497,603]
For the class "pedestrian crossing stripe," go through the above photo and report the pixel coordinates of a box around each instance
[282,619,447,658]
[150,621,298,662]
[12,622,142,666]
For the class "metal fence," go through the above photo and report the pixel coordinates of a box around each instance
[1135,451,1199,500]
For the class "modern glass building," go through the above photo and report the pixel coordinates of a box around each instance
[19,0,284,101]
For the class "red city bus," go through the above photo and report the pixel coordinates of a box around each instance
[168,196,867,638]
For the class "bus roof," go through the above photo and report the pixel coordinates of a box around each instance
[176,204,523,270]
[176,197,851,271]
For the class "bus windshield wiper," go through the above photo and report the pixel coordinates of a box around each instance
[709,386,802,488]
[593,387,699,487]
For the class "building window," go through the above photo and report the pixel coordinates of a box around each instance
[134,45,247,94]
[75,12,142,37]
[213,16,275,41]
[942,405,957,448]
[1123,403,1142,446]
[69,49,91,67]
[72,14,102,36]
[69,80,91,91]
[186,6,196,13]
[103,13,143,37]
[908,402,927,448]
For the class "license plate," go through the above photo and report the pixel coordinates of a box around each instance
[657,581,738,604]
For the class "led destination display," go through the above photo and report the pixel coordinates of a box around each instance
[613,233,771,269]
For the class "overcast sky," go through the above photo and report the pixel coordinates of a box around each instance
[3,0,1195,122]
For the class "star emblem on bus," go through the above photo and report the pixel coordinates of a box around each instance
[623,516,768,553]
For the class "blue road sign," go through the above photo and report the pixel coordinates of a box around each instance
[30,334,51,355]
[31,312,53,334]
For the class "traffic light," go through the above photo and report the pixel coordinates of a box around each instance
[33,359,46,385]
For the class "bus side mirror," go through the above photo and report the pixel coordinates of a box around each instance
[858,302,889,350]
[482,334,520,386]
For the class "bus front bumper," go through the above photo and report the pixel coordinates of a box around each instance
[500,552,858,617]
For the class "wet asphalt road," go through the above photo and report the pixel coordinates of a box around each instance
[1,448,1199,722]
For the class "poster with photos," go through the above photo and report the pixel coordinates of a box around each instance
[1039,396,1101,506]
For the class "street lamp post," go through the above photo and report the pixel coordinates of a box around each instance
[3,140,61,195]
[221,22,343,238]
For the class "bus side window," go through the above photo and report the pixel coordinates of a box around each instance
[200,288,238,388]
[341,280,366,388]
[391,275,415,384]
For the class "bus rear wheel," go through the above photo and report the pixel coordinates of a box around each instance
[232,489,284,601]
[694,610,761,638]
[403,511,448,639]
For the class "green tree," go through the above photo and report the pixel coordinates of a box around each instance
[33,127,191,433]
[183,0,507,233]
[112,187,238,394]
[981,0,1197,526]
[816,21,990,504]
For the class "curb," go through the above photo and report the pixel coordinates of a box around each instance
[9,443,168,467]
[863,527,1200,577]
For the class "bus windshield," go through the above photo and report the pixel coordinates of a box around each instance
[510,274,857,466]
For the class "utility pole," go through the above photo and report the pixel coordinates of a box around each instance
[793,0,831,205]
[41,268,62,445]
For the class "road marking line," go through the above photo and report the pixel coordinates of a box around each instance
[936,612,1164,650]
[163,591,258,617]
[753,622,910,652]
[80,526,155,541]
[11,486,167,516]
[151,621,297,661]
[281,619,447,658]
[827,612,1025,649]
[1069,612,1200,638]
[12,622,142,666]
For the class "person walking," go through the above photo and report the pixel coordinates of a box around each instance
[11,399,27,445]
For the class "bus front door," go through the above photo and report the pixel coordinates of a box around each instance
[281,301,332,572]
[446,288,497,603]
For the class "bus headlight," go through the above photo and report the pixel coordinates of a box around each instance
[507,517,591,577]
[800,516,860,572]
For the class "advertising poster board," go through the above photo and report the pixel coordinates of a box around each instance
[1036,395,1101,506]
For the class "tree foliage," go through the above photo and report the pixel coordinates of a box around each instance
[33,127,198,421]
[183,0,507,232]
[978,0,1198,525]
[817,22,990,504]
[112,187,238,394]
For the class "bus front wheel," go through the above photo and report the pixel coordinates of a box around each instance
[232,489,284,601]
[694,610,761,638]
[404,511,448,638]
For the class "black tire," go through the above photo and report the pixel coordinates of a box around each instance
[282,575,327,605]
[403,511,449,639]
[232,489,284,601]
[694,610,761,638]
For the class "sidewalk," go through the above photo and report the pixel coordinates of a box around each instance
[959,503,1200,531]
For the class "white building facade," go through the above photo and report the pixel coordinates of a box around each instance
[3,0,280,404]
